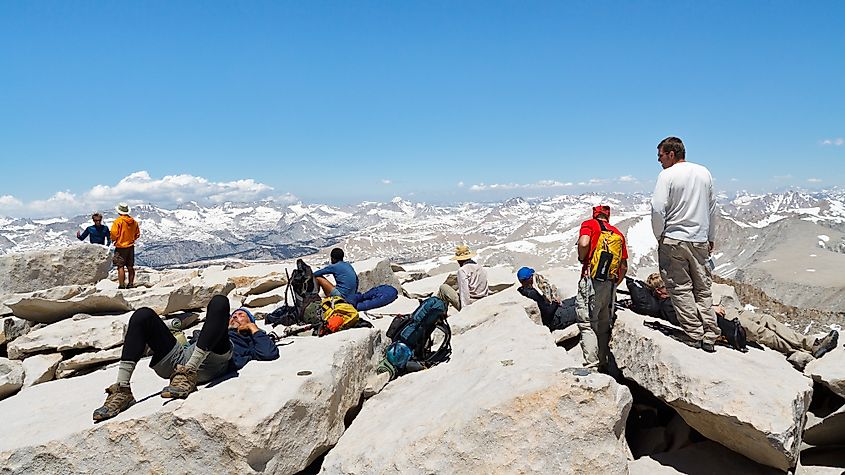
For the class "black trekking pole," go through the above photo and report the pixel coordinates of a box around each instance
[268,323,317,341]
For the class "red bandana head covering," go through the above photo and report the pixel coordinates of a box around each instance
[592,205,610,219]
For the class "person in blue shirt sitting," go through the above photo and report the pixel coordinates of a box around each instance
[76,212,111,245]
[313,248,358,302]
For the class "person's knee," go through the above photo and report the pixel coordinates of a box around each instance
[207,294,230,318]
[128,307,159,326]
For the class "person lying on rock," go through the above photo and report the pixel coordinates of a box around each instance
[313,247,359,302]
[641,273,838,362]
[516,267,576,331]
[93,295,279,422]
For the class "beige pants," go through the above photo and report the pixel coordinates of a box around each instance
[575,276,615,369]
[437,284,461,311]
[658,238,721,344]
[736,311,815,355]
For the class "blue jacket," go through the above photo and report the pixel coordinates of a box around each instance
[228,329,279,371]
[313,261,359,301]
[78,224,111,245]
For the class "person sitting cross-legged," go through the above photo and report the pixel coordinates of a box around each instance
[93,295,279,422]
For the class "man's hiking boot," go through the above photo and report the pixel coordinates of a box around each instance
[92,383,135,422]
[812,330,839,359]
[700,342,717,353]
[161,365,198,399]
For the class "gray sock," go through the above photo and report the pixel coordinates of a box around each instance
[116,361,137,387]
[184,346,210,371]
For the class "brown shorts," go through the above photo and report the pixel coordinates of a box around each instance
[113,246,135,268]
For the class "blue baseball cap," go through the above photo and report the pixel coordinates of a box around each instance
[517,267,535,281]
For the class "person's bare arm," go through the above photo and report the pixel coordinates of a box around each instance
[617,259,628,284]
[577,235,591,263]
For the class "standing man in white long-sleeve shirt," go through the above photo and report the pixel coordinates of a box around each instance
[651,136,720,353]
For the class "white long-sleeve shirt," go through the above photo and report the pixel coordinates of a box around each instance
[651,161,717,243]
[457,262,489,308]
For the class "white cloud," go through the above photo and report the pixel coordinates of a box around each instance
[457,181,465,188]
[85,171,274,205]
[730,178,739,182]
[821,138,844,146]
[468,180,574,192]
[617,175,637,183]
[381,179,392,185]
[0,171,289,218]
[807,178,823,183]
[0,195,22,207]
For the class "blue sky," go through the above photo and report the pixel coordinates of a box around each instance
[1,1,843,216]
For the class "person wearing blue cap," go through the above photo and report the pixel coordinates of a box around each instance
[93,295,279,422]
[516,267,576,331]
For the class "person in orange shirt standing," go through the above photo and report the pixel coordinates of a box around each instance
[110,202,141,289]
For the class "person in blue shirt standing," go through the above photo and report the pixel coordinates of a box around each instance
[313,248,358,302]
[76,212,111,246]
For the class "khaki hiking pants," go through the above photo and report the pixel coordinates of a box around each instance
[437,284,461,312]
[575,276,615,369]
[658,238,720,345]
[736,311,815,356]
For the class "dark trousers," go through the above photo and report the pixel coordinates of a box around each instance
[122,295,232,365]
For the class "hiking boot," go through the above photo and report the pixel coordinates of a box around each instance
[812,330,839,359]
[700,342,717,353]
[161,365,198,399]
[92,383,135,422]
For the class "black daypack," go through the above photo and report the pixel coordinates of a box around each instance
[624,277,661,318]
[387,297,451,367]
[717,316,748,352]
[266,259,321,327]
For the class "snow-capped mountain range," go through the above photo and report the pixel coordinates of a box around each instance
[2,190,845,312]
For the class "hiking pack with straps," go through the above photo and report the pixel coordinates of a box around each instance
[316,295,360,336]
[266,259,322,327]
[589,219,624,282]
[385,296,451,369]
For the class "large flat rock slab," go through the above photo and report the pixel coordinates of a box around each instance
[0,245,111,295]
[804,405,845,447]
[7,314,130,360]
[612,309,814,471]
[804,345,845,399]
[0,327,383,474]
[6,290,132,324]
[322,305,633,474]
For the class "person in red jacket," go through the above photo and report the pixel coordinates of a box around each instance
[110,203,141,289]
[575,205,628,371]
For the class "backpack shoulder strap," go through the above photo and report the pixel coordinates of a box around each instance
[596,219,609,232]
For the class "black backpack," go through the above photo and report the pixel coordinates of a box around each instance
[624,277,661,318]
[386,297,451,367]
[717,316,748,352]
[266,259,321,326]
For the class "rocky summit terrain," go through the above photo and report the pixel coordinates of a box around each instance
[2,189,845,317]
[0,241,844,474]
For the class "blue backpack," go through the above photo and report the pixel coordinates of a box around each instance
[385,297,451,368]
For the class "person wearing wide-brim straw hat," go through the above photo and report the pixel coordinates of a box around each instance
[437,244,489,312]
[115,202,131,215]
[110,202,141,289]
